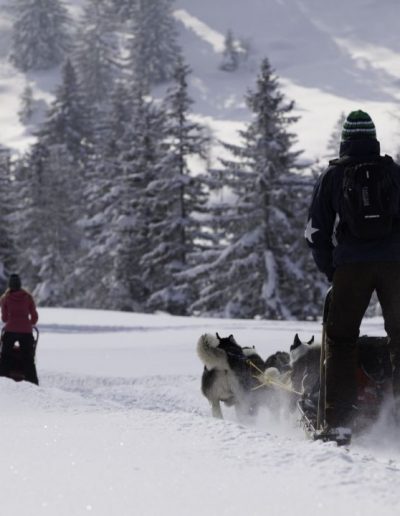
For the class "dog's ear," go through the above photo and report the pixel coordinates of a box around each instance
[307,336,314,345]
[216,332,221,341]
[291,333,302,351]
[228,334,238,345]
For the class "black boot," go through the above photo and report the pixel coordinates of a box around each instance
[22,357,39,385]
[324,338,358,430]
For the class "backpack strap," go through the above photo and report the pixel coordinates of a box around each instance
[329,156,352,167]
[381,154,394,166]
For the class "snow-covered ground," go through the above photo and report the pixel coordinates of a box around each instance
[1,308,400,516]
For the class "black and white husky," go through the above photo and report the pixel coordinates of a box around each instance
[197,333,265,419]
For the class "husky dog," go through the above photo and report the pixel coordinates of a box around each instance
[197,333,265,419]
[290,333,319,397]
[289,333,393,414]
[265,350,291,373]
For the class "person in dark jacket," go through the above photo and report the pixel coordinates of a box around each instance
[0,273,39,385]
[305,110,400,431]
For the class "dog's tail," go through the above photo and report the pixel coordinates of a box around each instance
[197,334,228,370]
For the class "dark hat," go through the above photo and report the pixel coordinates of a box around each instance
[8,273,21,291]
[341,110,377,141]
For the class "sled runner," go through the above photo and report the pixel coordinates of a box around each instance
[297,290,393,446]
[0,327,39,384]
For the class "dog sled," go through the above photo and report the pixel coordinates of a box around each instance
[297,290,393,446]
[0,327,39,384]
[196,308,393,444]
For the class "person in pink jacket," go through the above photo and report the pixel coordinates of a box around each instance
[0,274,39,384]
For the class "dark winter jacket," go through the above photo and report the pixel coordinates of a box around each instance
[305,138,400,280]
[1,289,38,334]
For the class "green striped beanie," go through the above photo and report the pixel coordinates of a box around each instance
[341,110,376,141]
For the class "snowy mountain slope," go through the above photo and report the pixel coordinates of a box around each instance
[177,0,400,100]
[1,308,400,516]
[1,0,400,159]
[298,0,400,50]
[174,0,400,159]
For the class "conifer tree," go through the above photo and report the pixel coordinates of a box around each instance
[0,147,17,292]
[189,58,305,319]
[326,112,346,159]
[110,88,171,311]
[12,143,51,292]
[275,172,327,319]
[128,0,181,88]
[220,30,240,72]
[10,0,72,71]
[38,59,91,164]
[18,83,34,124]
[74,0,118,107]
[14,140,83,305]
[15,61,91,305]
[74,82,134,309]
[109,0,136,19]
[35,145,82,305]
[144,60,211,314]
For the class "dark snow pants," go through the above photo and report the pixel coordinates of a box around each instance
[0,332,39,385]
[325,262,400,427]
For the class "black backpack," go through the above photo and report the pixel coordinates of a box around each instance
[337,156,400,240]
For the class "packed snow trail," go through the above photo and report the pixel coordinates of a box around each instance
[1,308,400,515]
[1,375,400,516]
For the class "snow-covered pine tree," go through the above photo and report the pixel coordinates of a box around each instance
[189,58,305,319]
[105,82,168,311]
[220,30,240,72]
[18,83,34,124]
[108,0,136,19]
[14,141,83,305]
[73,82,134,309]
[144,60,211,315]
[38,59,92,165]
[127,0,181,88]
[326,112,346,159]
[0,147,17,292]
[12,143,51,293]
[10,0,72,71]
[274,171,327,319]
[16,142,86,306]
[15,61,91,305]
[33,145,82,305]
[74,0,119,107]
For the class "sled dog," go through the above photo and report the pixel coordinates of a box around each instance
[197,333,265,419]
[289,333,392,411]
[290,333,319,398]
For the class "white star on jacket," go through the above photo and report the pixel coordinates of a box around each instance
[305,218,319,244]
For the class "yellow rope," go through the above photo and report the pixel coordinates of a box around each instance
[246,359,266,375]
[246,359,302,396]
[256,377,302,396]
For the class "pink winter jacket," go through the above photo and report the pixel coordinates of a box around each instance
[1,289,38,333]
